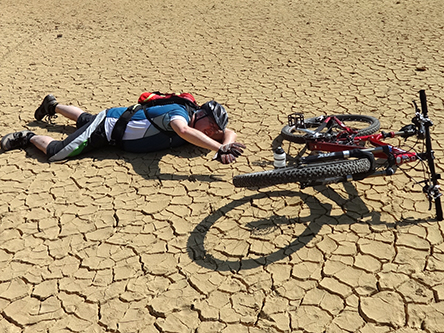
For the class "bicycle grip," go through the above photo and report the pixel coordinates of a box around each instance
[420,90,428,117]
[436,197,443,221]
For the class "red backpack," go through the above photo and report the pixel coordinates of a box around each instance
[138,91,199,113]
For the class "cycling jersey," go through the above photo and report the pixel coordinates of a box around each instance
[46,103,192,161]
[104,104,190,153]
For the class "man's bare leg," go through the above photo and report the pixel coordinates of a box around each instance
[55,104,84,122]
[28,104,85,154]
[29,135,54,155]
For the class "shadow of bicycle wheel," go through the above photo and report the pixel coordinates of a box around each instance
[187,185,376,272]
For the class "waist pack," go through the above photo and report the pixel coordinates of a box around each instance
[109,92,200,147]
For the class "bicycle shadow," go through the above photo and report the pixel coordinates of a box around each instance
[186,181,427,272]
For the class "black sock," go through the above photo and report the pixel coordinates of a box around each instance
[26,132,36,144]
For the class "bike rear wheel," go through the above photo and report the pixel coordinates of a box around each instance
[281,114,380,143]
[233,158,372,188]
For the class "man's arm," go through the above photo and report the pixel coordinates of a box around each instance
[170,119,223,151]
[170,119,245,164]
[211,128,237,145]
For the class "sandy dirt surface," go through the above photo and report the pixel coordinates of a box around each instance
[1,0,444,332]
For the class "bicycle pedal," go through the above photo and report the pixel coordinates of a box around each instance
[287,112,304,127]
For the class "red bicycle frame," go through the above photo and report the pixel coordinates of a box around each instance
[307,131,419,166]
[297,90,442,221]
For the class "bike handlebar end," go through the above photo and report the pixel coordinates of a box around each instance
[419,90,428,117]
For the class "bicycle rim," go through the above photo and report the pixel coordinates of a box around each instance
[281,114,380,143]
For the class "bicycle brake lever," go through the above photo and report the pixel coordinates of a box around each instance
[412,100,420,113]
[423,184,434,211]
[423,184,442,210]
[399,124,417,140]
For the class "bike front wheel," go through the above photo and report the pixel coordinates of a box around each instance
[233,158,372,188]
[281,114,380,143]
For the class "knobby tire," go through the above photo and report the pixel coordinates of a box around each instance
[233,159,372,188]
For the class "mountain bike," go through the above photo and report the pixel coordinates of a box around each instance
[233,90,443,221]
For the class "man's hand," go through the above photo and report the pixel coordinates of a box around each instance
[215,142,246,164]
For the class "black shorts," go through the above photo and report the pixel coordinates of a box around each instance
[46,111,108,161]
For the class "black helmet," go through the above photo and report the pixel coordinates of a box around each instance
[200,101,228,131]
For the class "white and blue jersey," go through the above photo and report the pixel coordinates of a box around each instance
[46,103,192,161]
[104,104,190,153]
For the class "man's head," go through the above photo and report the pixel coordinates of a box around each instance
[193,101,228,140]
[200,101,228,131]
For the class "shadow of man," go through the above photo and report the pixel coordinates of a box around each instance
[22,119,224,183]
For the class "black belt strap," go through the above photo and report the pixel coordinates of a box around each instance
[109,104,176,147]
[109,104,142,146]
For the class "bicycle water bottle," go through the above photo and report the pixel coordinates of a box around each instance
[273,146,286,168]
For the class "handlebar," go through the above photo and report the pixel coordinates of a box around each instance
[399,95,433,140]
[392,91,441,220]
[418,90,443,221]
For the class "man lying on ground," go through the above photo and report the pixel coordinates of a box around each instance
[1,92,246,164]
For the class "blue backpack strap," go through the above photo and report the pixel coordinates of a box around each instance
[142,104,176,137]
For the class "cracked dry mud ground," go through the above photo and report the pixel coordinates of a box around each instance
[1,0,444,332]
